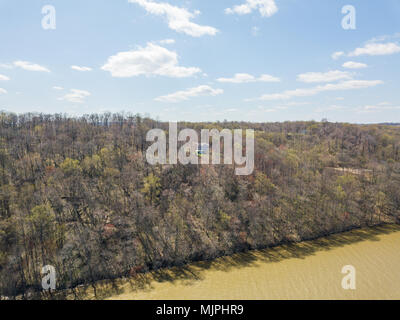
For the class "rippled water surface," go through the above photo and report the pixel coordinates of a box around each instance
[101,225,400,300]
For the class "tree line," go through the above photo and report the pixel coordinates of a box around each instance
[0,112,399,298]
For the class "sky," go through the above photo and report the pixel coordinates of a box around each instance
[0,0,399,123]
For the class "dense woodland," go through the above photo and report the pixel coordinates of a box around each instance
[0,112,399,298]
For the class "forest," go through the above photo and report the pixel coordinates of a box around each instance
[0,111,399,298]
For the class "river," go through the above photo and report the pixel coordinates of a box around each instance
[81,224,400,300]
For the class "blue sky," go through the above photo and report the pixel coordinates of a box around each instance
[0,0,399,123]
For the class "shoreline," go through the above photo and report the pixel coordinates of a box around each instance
[39,223,400,300]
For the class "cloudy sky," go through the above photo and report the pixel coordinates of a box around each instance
[0,0,399,123]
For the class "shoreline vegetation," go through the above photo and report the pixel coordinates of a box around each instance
[0,112,399,299]
[33,224,400,299]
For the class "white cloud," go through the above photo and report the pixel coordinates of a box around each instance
[217,73,280,83]
[159,39,175,45]
[258,74,281,82]
[225,0,278,18]
[58,89,91,103]
[0,64,13,69]
[258,107,278,113]
[71,65,92,72]
[0,88,7,94]
[331,51,345,60]
[101,43,201,78]
[357,104,400,113]
[0,74,10,81]
[284,101,309,107]
[349,42,400,56]
[323,80,383,91]
[254,80,383,101]
[13,61,50,72]
[218,73,254,83]
[129,0,218,37]
[362,105,382,111]
[53,86,64,90]
[297,70,352,83]
[342,61,368,69]
[367,33,400,43]
[155,85,223,102]
[315,105,346,113]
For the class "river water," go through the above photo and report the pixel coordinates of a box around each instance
[103,225,400,300]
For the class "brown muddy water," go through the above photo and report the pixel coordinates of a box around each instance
[76,224,400,300]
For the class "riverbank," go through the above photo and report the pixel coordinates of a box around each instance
[59,224,400,300]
